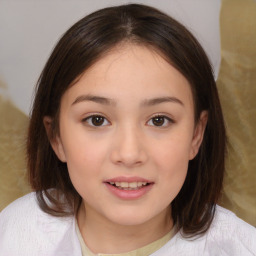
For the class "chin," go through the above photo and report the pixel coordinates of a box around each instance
[106,210,157,227]
[113,217,150,227]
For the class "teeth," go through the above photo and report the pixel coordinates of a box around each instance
[129,182,137,188]
[109,181,148,189]
[120,182,129,188]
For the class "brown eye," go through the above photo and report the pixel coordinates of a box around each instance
[84,115,109,127]
[92,116,104,126]
[152,116,165,126]
[147,115,173,127]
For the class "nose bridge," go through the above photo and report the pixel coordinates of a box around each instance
[111,122,147,167]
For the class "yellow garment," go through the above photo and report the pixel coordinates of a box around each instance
[75,222,175,256]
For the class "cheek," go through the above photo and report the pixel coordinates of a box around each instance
[63,138,106,199]
[157,143,190,180]
[62,124,108,160]
[155,132,193,167]
[152,135,192,193]
[61,130,109,182]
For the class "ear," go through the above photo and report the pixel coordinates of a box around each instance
[189,111,208,160]
[43,116,67,162]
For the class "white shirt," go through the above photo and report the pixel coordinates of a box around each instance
[0,192,255,256]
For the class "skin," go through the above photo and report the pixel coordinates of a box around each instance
[45,44,208,254]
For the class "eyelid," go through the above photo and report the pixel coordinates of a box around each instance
[146,114,175,127]
[82,114,111,127]
[80,113,175,128]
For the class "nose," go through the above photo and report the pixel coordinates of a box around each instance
[110,125,148,168]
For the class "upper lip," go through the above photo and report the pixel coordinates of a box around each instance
[104,176,153,183]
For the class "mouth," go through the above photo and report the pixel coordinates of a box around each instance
[106,181,151,190]
[104,177,154,199]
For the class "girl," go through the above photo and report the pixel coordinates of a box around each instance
[0,4,255,256]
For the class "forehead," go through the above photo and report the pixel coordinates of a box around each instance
[62,44,194,109]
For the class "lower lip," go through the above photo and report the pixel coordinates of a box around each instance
[104,183,153,200]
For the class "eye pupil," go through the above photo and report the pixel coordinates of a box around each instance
[92,116,104,126]
[152,116,164,126]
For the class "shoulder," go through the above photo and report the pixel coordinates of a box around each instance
[0,192,39,234]
[1,192,38,217]
[206,205,256,255]
[211,205,256,239]
[153,205,256,256]
[212,205,255,231]
[0,192,80,256]
[0,193,40,254]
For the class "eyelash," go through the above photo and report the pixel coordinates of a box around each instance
[82,114,174,127]
[82,115,110,127]
[147,115,174,127]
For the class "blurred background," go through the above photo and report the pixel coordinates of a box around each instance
[0,0,255,226]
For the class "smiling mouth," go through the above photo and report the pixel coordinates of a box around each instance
[106,181,151,190]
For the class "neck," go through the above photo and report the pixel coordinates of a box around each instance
[77,203,173,254]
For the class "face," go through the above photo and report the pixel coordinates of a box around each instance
[47,44,207,229]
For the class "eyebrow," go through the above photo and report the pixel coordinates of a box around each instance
[72,94,116,106]
[72,94,184,107]
[141,96,184,107]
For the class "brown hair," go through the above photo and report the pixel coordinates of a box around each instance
[27,4,226,237]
